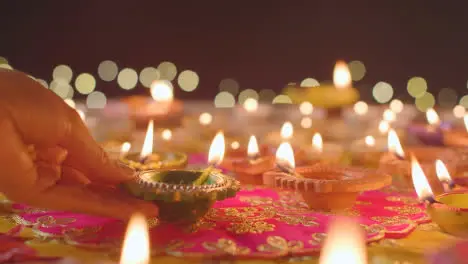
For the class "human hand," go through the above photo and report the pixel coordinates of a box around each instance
[0,69,158,220]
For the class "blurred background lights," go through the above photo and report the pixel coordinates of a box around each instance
[348,60,366,81]
[35,79,49,88]
[139,67,160,88]
[157,61,177,81]
[382,109,396,122]
[161,129,172,140]
[300,117,313,128]
[459,95,468,108]
[117,68,138,90]
[272,95,292,104]
[177,70,199,92]
[75,73,96,94]
[299,101,313,115]
[97,60,118,82]
[0,56,7,65]
[214,91,235,108]
[64,98,76,109]
[300,78,320,87]
[0,64,13,70]
[199,112,213,125]
[52,64,73,83]
[258,89,276,102]
[453,105,466,118]
[389,99,404,113]
[353,101,368,115]
[50,79,73,99]
[231,141,240,150]
[372,81,394,103]
[407,77,427,98]
[243,98,259,112]
[238,89,259,104]
[218,78,240,95]
[437,87,458,107]
[415,92,435,111]
[86,91,107,109]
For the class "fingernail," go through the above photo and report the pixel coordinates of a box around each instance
[57,149,69,164]
[116,161,136,177]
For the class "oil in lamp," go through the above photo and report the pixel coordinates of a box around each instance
[407,108,450,145]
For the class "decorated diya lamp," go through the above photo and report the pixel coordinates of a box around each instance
[349,135,387,167]
[221,136,275,185]
[295,133,346,166]
[119,121,188,171]
[283,61,359,118]
[378,129,458,194]
[263,142,391,211]
[412,158,468,237]
[265,121,309,147]
[123,81,184,129]
[407,108,451,145]
[442,114,468,148]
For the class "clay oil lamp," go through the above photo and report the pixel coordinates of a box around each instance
[442,114,468,148]
[221,135,275,185]
[122,132,240,224]
[296,133,345,166]
[349,135,387,167]
[408,108,450,146]
[412,157,468,237]
[266,121,308,147]
[123,80,184,129]
[436,158,468,190]
[283,61,359,118]
[263,142,391,211]
[379,129,458,194]
[119,121,188,171]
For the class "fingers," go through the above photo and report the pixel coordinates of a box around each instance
[61,166,90,185]
[21,184,158,220]
[36,146,68,164]
[61,111,135,184]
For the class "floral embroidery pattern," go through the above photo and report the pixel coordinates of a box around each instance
[205,206,276,222]
[386,196,420,205]
[203,239,251,255]
[228,221,275,234]
[371,216,412,226]
[35,216,75,228]
[384,206,423,215]
[274,214,318,227]
[239,196,274,206]
[257,236,304,253]
[309,233,327,245]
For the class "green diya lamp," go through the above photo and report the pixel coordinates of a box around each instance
[119,121,188,171]
[123,131,240,224]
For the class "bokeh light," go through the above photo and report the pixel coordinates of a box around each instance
[258,89,276,102]
[158,61,177,81]
[214,91,235,108]
[219,78,240,95]
[35,79,49,88]
[300,78,320,87]
[97,60,118,82]
[199,112,213,125]
[64,98,76,109]
[299,102,313,115]
[0,56,7,65]
[372,81,393,103]
[52,65,73,83]
[348,60,366,81]
[139,67,160,88]
[407,77,427,98]
[177,70,199,92]
[86,91,107,108]
[353,101,368,115]
[231,141,240,150]
[75,73,96,94]
[453,105,466,118]
[50,79,73,99]
[117,68,138,90]
[437,88,458,107]
[382,109,396,122]
[300,117,313,128]
[459,95,468,108]
[415,92,435,111]
[243,98,259,112]
[272,95,292,104]
[389,99,404,113]
[0,64,13,70]
[238,89,259,104]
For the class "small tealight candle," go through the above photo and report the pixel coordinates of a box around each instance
[274,142,302,178]
[349,135,387,167]
[298,133,344,165]
[194,131,225,185]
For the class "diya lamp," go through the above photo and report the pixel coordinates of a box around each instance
[408,108,451,145]
[442,114,468,148]
[221,135,275,185]
[120,121,188,171]
[284,61,359,118]
[412,157,468,237]
[296,133,345,166]
[124,80,184,129]
[379,129,458,194]
[349,135,387,167]
[263,142,391,211]
[122,132,240,224]
[266,121,308,147]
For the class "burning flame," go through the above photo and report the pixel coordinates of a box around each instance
[231,141,240,150]
[319,218,367,264]
[120,213,150,264]
[426,108,440,126]
[77,109,86,121]
[464,114,468,133]
[378,120,390,134]
[208,131,225,165]
[199,112,213,126]
[140,121,154,159]
[161,129,172,141]
[333,61,352,90]
[365,136,375,147]
[150,81,173,102]
[435,159,452,183]
[312,133,323,153]
[382,109,396,122]
[280,122,294,140]
[276,142,295,169]
[411,156,434,200]
[243,98,259,112]
[387,129,404,158]
[121,142,131,156]
[247,135,259,158]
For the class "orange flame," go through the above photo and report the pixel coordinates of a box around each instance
[333,61,352,90]
[140,121,154,159]
[150,81,173,102]
[247,135,259,158]
[411,156,434,200]
[435,159,452,183]
[387,129,404,158]
[312,133,323,153]
[120,213,150,264]
[280,122,294,140]
[276,142,295,169]
[208,131,225,165]
[426,108,440,126]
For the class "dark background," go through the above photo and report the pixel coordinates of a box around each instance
[1,0,468,102]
